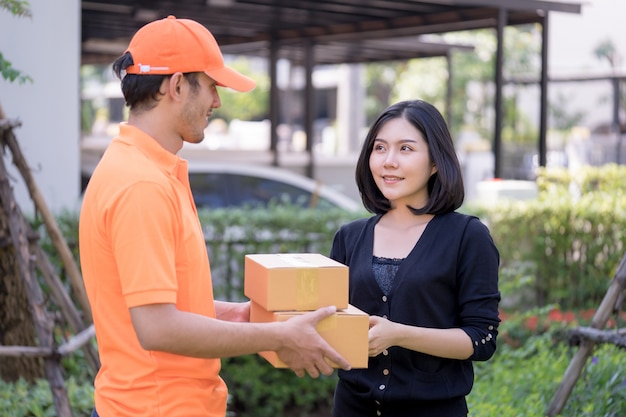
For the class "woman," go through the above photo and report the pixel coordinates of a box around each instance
[330,100,501,417]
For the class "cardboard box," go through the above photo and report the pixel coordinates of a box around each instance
[250,301,369,369]
[244,253,349,311]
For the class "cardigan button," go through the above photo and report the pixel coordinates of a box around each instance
[382,349,389,356]
[379,384,386,390]
[383,369,390,376]
[382,295,387,302]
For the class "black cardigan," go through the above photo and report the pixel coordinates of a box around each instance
[330,212,501,417]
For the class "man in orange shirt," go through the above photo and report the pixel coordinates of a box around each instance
[79,15,350,417]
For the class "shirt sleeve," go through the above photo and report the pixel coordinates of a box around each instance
[107,180,180,308]
[457,217,501,361]
[330,226,348,264]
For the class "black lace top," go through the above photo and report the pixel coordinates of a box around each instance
[372,256,403,296]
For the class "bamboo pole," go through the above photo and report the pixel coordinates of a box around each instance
[34,244,100,371]
[1,112,99,371]
[0,139,73,417]
[0,325,95,358]
[0,112,92,322]
[546,253,626,416]
[568,327,626,349]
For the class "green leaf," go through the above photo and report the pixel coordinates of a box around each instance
[0,0,32,18]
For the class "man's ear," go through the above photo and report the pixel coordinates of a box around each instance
[166,72,185,101]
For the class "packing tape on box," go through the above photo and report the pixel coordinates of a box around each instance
[278,254,321,310]
[296,268,319,310]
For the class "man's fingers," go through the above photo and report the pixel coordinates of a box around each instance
[308,306,352,371]
[317,358,335,376]
[306,365,320,379]
[281,306,352,376]
[308,306,337,324]
[324,350,351,371]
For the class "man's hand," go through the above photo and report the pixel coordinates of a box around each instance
[275,306,351,378]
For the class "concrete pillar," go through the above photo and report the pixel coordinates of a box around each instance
[337,64,365,154]
[0,0,81,214]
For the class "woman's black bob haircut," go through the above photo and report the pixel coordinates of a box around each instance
[355,99,464,215]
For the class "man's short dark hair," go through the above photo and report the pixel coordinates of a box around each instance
[112,52,201,112]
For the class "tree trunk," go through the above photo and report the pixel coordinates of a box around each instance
[0,209,44,382]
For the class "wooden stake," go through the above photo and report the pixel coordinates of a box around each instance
[0,122,92,322]
[546,253,626,416]
[0,136,73,417]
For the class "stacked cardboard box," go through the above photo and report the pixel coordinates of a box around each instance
[244,253,369,368]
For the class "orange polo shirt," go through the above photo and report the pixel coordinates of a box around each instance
[79,123,227,417]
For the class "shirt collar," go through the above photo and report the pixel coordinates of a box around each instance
[117,122,187,176]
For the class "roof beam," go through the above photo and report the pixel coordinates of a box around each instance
[420,0,581,14]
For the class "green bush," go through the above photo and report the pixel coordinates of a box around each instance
[467,164,626,310]
[468,330,626,417]
[4,332,623,417]
[12,184,626,416]
[198,204,364,300]
[0,377,93,417]
[14,204,363,417]
[221,355,336,417]
[536,163,626,196]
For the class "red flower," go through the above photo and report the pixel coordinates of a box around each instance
[548,309,563,322]
[578,308,596,321]
[562,311,576,323]
[525,315,539,331]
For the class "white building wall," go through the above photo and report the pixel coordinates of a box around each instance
[0,0,81,215]
[547,0,626,129]
[0,0,623,215]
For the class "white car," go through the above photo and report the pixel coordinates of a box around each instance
[81,137,361,212]
[186,162,362,212]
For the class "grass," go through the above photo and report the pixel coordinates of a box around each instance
[467,311,626,417]
[0,312,624,417]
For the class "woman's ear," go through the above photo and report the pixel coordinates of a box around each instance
[431,163,438,175]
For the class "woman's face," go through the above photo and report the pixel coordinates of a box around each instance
[369,117,437,209]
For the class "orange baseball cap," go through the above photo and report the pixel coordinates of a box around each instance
[124,15,256,92]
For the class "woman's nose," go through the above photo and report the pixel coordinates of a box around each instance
[383,153,398,168]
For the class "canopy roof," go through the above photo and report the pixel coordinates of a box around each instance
[80,0,582,177]
[81,0,581,65]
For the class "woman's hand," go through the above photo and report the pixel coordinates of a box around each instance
[368,315,399,357]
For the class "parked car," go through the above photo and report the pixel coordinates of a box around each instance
[81,159,361,212]
[81,135,361,211]
[186,162,362,211]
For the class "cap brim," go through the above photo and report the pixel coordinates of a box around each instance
[206,66,256,92]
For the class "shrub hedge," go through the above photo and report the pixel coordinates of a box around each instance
[6,164,625,416]
[467,164,626,310]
